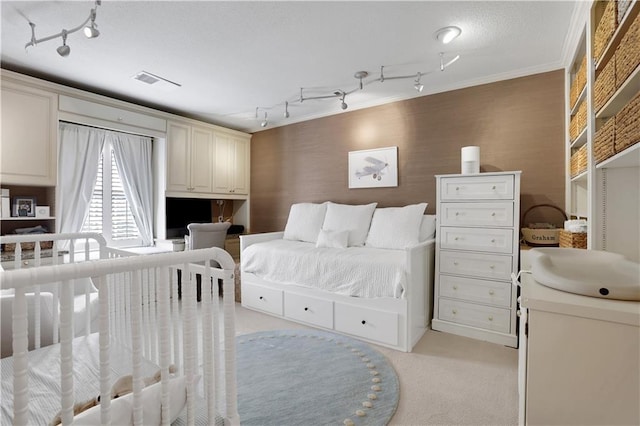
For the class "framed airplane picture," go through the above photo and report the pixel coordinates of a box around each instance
[348,146,398,189]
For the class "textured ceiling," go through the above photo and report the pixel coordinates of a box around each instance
[1,1,580,133]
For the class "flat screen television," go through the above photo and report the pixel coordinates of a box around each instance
[165,197,213,238]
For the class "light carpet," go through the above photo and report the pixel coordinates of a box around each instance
[236,329,399,426]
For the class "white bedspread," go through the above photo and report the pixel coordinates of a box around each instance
[242,239,408,298]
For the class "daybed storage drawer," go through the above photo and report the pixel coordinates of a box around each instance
[439,202,514,227]
[334,303,398,347]
[438,275,512,308]
[242,283,283,316]
[439,227,513,254]
[439,250,513,281]
[438,298,510,333]
[440,175,514,201]
[284,293,333,329]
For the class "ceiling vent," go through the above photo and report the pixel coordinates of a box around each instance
[132,71,181,91]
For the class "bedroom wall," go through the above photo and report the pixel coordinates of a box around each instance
[249,69,565,233]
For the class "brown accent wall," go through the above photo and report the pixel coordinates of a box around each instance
[250,70,566,233]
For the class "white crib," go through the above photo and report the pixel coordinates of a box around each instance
[0,233,238,425]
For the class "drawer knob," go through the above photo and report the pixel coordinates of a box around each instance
[456,186,460,191]
[454,237,459,241]
[452,309,457,315]
[488,316,494,321]
[491,212,496,217]
[489,265,495,269]
[361,320,367,325]
[491,239,496,243]
[304,307,309,311]
[455,212,459,216]
[453,285,458,290]
[492,185,496,190]
[453,261,459,266]
[489,290,495,295]
[259,296,264,300]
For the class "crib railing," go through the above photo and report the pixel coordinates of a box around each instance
[0,245,238,426]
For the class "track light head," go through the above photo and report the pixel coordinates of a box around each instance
[284,101,290,118]
[260,112,268,127]
[435,26,462,44]
[84,9,99,38]
[414,73,424,92]
[341,101,348,110]
[57,30,70,57]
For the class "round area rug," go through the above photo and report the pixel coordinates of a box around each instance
[236,329,399,426]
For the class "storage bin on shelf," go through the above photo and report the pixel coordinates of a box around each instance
[594,0,618,62]
[594,116,616,163]
[570,56,587,109]
[570,144,588,177]
[3,240,54,252]
[594,52,616,112]
[615,90,640,153]
[615,9,640,86]
[559,230,587,249]
[521,204,568,247]
[569,99,587,141]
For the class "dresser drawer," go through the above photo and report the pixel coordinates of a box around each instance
[439,202,514,227]
[242,282,283,316]
[440,227,514,254]
[439,275,512,308]
[440,175,515,200]
[439,250,513,281]
[438,298,510,333]
[334,302,398,347]
[284,292,333,329]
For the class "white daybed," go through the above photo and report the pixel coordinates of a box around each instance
[241,202,436,352]
[0,232,238,425]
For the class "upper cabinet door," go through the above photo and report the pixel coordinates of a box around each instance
[232,136,250,195]
[213,132,233,193]
[166,121,191,192]
[1,81,58,186]
[190,126,213,193]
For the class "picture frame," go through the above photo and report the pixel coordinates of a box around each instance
[348,146,398,189]
[12,196,37,217]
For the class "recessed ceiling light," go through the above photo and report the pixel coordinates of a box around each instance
[435,26,462,44]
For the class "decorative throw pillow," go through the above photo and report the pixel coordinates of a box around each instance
[282,202,327,243]
[419,214,437,241]
[73,375,188,425]
[365,203,428,249]
[316,229,349,249]
[322,202,377,247]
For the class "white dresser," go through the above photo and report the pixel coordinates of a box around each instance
[433,171,521,347]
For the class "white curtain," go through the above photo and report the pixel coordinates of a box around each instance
[109,132,154,246]
[57,122,105,235]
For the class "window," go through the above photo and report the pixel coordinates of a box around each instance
[82,142,142,247]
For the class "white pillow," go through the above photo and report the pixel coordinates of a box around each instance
[316,229,349,249]
[74,375,188,425]
[365,203,428,249]
[283,203,327,243]
[322,202,377,247]
[419,214,437,241]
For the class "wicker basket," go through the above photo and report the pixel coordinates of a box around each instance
[559,230,587,249]
[615,90,640,153]
[594,116,616,163]
[593,0,617,62]
[615,10,640,86]
[570,56,587,109]
[521,204,568,247]
[594,52,616,112]
[3,240,54,252]
[570,144,588,177]
[569,100,587,141]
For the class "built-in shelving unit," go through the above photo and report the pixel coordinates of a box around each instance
[565,0,639,261]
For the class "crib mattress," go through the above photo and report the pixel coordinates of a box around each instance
[242,239,407,298]
[0,334,224,425]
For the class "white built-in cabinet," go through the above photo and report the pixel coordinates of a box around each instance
[433,171,521,347]
[566,0,640,262]
[166,120,250,199]
[0,80,58,186]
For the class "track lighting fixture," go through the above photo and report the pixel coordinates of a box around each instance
[254,25,462,129]
[25,1,102,57]
[435,26,462,44]
[56,30,70,57]
[414,72,424,92]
